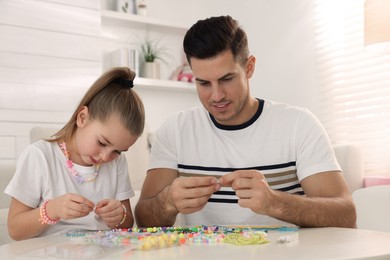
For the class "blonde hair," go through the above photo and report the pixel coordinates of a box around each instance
[50,67,145,142]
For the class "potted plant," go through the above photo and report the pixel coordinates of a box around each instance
[139,37,169,79]
[141,39,162,63]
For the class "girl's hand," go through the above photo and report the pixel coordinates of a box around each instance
[49,193,95,220]
[94,199,124,228]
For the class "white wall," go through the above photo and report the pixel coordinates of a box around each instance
[0,0,102,164]
[0,0,319,164]
[147,0,319,114]
[100,0,201,131]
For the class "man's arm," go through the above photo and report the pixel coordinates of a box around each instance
[221,170,356,228]
[135,168,179,227]
[283,170,356,228]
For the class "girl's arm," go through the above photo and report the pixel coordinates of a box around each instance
[8,198,49,240]
[117,199,134,228]
[8,194,95,240]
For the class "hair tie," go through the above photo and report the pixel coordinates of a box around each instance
[113,78,134,89]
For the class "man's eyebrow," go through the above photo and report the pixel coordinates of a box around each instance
[195,72,235,82]
[195,77,208,82]
[219,72,234,80]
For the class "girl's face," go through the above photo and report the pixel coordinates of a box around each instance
[70,106,138,166]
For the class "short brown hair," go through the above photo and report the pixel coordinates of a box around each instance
[183,15,249,66]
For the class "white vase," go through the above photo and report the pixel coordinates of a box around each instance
[116,0,136,14]
[141,62,160,79]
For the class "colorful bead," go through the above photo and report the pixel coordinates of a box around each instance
[64,225,283,250]
[59,142,100,183]
[39,200,60,225]
[116,204,127,227]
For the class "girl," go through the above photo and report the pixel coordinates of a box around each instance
[5,67,145,240]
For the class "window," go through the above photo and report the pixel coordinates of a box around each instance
[313,0,390,175]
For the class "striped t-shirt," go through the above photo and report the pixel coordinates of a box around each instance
[149,99,341,226]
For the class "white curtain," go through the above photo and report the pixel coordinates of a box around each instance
[313,0,390,176]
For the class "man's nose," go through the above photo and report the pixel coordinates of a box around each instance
[211,84,225,102]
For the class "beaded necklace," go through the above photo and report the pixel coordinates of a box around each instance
[59,142,100,184]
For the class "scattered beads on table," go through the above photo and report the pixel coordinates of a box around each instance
[65,225,297,251]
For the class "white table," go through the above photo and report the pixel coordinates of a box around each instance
[1,227,390,259]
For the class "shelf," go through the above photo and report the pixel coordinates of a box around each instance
[134,77,196,93]
[100,9,194,94]
[101,10,188,34]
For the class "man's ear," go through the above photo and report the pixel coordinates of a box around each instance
[76,106,89,127]
[245,55,256,78]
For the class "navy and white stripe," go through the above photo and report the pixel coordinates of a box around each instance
[178,161,304,204]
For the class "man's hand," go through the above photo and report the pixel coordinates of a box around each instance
[220,170,275,214]
[168,176,221,214]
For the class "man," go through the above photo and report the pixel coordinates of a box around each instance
[135,15,356,228]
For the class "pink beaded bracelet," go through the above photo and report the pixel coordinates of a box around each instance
[39,200,60,225]
[116,204,127,227]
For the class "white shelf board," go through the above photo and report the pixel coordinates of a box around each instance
[101,10,188,33]
[134,77,196,93]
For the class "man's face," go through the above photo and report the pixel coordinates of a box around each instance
[191,50,255,126]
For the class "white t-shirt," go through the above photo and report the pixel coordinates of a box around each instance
[5,140,134,237]
[149,99,341,226]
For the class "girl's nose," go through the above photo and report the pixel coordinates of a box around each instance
[99,151,109,162]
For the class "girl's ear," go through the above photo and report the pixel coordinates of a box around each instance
[245,55,256,78]
[76,106,89,127]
